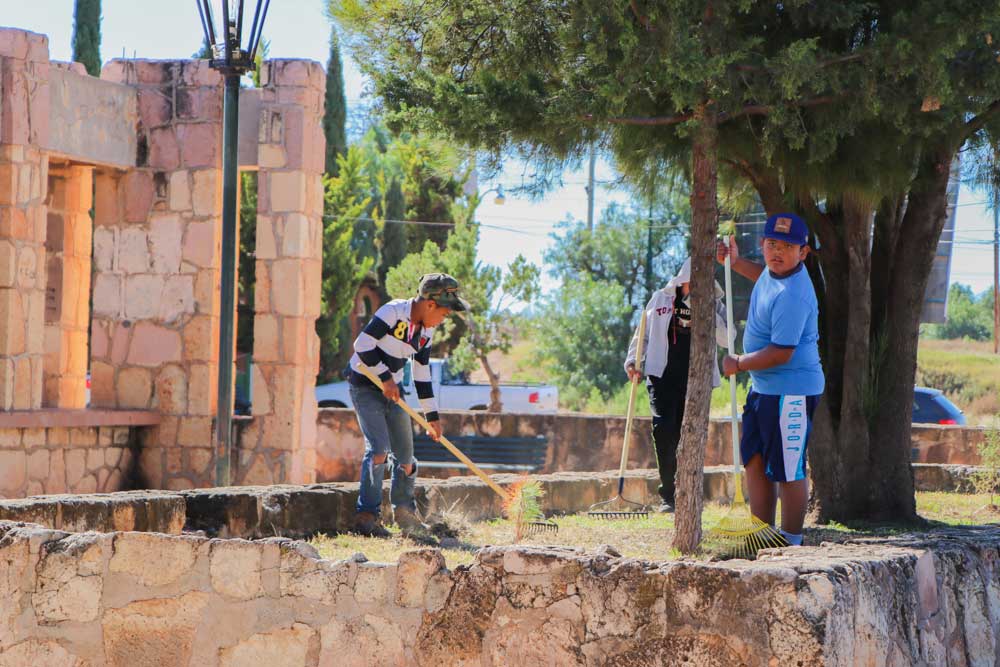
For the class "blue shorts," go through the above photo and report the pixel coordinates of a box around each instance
[740,391,819,483]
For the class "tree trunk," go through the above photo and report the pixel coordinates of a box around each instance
[866,144,954,521]
[672,108,719,553]
[478,352,504,413]
[807,147,953,523]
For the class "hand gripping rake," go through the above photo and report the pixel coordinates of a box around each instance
[708,236,786,559]
[588,309,649,520]
[355,365,557,538]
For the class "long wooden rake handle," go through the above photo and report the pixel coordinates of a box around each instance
[618,309,647,493]
[723,237,746,504]
[355,364,510,500]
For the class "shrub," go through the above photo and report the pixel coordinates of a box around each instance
[972,418,1000,508]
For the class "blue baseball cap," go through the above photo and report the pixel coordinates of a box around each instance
[763,212,809,246]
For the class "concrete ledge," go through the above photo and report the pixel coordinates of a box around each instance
[0,464,983,539]
[0,491,185,534]
[0,409,160,428]
[913,462,979,492]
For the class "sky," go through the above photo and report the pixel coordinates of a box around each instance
[4,0,997,297]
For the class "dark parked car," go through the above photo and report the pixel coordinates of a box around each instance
[913,387,966,425]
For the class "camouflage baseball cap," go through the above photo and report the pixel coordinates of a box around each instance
[418,273,470,311]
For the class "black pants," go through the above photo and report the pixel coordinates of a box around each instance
[646,373,687,504]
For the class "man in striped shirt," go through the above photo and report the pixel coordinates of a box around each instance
[350,273,470,538]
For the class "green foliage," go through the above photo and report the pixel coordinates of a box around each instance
[318,148,375,381]
[545,200,689,315]
[917,340,1000,422]
[324,26,349,176]
[385,215,539,370]
[923,284,995,341]
[972,419,1000,507]
[251,39,270,88]
[71,0,101,76]
[237,173,258,356]
[194,37,213,60]
[315,126,472,377]
[529,277,632,409]
[378,179,408,290]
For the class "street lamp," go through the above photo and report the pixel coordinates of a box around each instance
[483,185,506,206]
[196,0,272,486]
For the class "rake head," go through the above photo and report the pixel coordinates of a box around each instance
[587,495,649,520]
[708,505,789,559]
[524,519,559,536]
[505,478,560,542]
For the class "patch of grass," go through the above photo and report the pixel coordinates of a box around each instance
[310,492,1000,567]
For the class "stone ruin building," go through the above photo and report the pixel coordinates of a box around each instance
[0,26,324,496]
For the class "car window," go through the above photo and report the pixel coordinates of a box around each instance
[914,392,944,423]
[440,359,468,385]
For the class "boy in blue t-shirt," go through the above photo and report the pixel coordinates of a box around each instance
[717,212,824,547]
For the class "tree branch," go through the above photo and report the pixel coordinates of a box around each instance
[582,95,841,127]
[628,0,652,30]
[732,53,864,73]
[962,98,1000,140]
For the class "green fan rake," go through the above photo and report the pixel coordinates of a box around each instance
[708,236,787,559]
[588,309,649,520]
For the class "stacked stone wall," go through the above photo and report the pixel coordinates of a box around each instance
[316,409,991,481]
[238,60,325,487]
[89,59,225,492]
[0,29,51,410]
[0,520,996,666]
[0,425,135,497]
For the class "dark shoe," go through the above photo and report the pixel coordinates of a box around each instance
[352,511,391,538]
[394,507,436,544]
[656,502,675,514]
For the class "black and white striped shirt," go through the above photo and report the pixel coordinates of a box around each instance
[349,299,439,421]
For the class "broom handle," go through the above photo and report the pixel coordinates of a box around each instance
[355,365,509,500]
[618,309,647,493]
[723,237,746,503]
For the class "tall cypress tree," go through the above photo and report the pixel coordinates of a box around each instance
[71,0,102,77]
[323,26,349,176]
[377,179,408,292]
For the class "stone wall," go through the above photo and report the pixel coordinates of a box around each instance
[0,520,996,666]
[0,28,50,410]
[0,25,326,495]
[0,425,136,497]
[237,60,325,487]
[45,66,137,169]
[316,409,989,481]
[90,59,226,493]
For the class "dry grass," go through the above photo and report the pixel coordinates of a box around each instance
[310,492,1000,567]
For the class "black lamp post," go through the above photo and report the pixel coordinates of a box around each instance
[196,0,271,486]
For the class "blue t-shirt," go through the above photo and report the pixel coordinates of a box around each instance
[743,263,824,396]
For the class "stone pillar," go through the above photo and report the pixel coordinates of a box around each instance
[0,29,50,410]
[92,60,223,489]
[241,60,325,485]
[43,165,93,408]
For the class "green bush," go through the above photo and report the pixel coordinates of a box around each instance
[972,418,1000,508]
[917,340,1000,422]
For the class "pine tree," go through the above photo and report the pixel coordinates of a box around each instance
[377,179,407,291]
[71,0,102,77]
[323,26,348,176]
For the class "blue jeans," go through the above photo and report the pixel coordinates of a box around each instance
[351,382,417,516]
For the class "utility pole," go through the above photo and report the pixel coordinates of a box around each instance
[993,189,999,354]
[645,198,654,303]
[586,147,596,232]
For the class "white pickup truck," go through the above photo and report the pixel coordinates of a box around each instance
[315,358,558,413]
